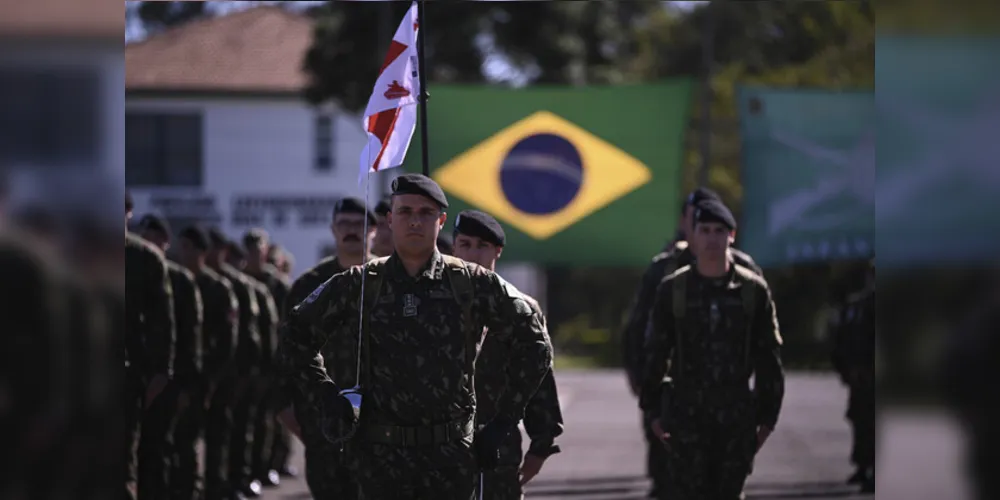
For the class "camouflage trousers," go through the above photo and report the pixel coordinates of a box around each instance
[125,379,144,500]
[357,464,477,499]
[478,466,523,500]
[229,384,258,489]
[847,383,876,469]
[662,422,757,500]
[204,381,235,500]
[170,395,204,500]
[138,388,177,500]
[250,384,276,481]
[642,413,669,495]
[303,442,357,499]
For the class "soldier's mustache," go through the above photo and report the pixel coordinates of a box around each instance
[343,234,360,242]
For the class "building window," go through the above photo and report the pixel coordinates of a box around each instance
[0,66,102,167]
[126,112,203,187]
[315,113,335,171]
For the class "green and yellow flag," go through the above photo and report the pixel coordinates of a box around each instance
[402,81,694,265]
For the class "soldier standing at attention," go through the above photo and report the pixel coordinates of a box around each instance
[451,210,564,500]
[372,198,394,258]
[205,228,264,498]
[278,196,376,499]
[277,174,553,499]
[622,188,762,499]
[832,261,875,493]
[125,195,176,500]
[137,215,206,500]
[176,226,240,500]
[641,199,784,500]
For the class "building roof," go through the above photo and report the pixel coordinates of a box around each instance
[126,6,314,94]
[0,0,122,39]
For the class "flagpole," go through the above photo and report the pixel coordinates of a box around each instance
[416,0,430,177]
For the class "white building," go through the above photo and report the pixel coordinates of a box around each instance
[125,6,387,274]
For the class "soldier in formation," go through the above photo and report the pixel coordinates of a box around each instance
[831,261,876,493]
[277,174,553,499]
[451,210,564,500]
[278,196,377,499]
[622,187,762,498]
[640,198,785,500]
[372,197,394,257]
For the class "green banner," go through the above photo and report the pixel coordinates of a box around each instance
[876,36,1000,266]
[737,87,875,268]
[400,81,694,266]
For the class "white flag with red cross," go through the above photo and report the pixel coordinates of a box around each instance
[358,1,420,182]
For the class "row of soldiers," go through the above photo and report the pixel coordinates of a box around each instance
[621,186,876,498]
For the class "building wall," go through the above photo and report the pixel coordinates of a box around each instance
[126,95,396,275]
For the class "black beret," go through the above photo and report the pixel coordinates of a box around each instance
[207,226,229,249]
[333,196,377,225]
[453,210,505,247]
[374,198,391,217]
[391,174,448,208]
[178,225,211,251]
[693,199,736,230]
[227,240,247,260]
[684,187,721,209]
[436,233,453,255]
[138,213,171,237]
[125,189,134,212]
[243,228,269,248]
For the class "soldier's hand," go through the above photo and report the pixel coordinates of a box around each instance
[756,426,773,452]
[650,418,670,445]
[145,374,169,408]
[519,453,546,486]
[474,417,516,471]
[276,407,302,439]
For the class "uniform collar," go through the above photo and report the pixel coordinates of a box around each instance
[387,250,445,282]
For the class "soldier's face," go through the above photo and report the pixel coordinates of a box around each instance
[332,213,375,255]
[691,222,732,260]
[246,240,267,265]
[388,195,446,255]
[373,214,393,256]
[140,229,170,252]
[453,234,502,271]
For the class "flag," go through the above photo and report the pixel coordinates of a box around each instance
[403,81,694,266]
[737,86,874,268]
[358,1,420,182]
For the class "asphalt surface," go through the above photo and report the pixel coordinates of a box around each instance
[260,371,970,500]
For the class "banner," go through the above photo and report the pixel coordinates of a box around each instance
[875,36,1000,266]
[737,86,875,268]
[402,81,694,265]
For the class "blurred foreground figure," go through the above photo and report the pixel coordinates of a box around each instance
[640,199,784,500]
[372,198,393,257]
[277,174,553,499]
[942,271,1000,500]
[452,210,564,500]
[278,197,376,499]
[831,261,876,493]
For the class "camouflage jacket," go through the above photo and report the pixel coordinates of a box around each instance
[250,280,279,375]
[278,251,552,467]
[192,267,238,381]
[831,286,875,378]
[215,263,262,377]
[641,264,784,430]
[284,256,351,316]
[166,261,204,389]
[622,242,763,383]
[125,232,176,381]
[476,293,562,465]
[248,263,290,321]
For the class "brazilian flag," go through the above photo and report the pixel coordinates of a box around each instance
[403,81,694,265]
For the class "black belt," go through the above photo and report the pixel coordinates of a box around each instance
[364,417,474,447]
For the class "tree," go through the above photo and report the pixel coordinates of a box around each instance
[135,1,209,34]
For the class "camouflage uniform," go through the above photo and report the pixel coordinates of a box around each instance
[476,294,563,500]
[641,263,784,500]
[283,256,360,499]
[831,285,876,490]
[164,262,204,500]
[125,233,176,500]
[278,252,553,500]
[191,267,239,500]
[622,241,762,494]
[246,264,293,480]
[213,263,262,494]
[248,281,279,486]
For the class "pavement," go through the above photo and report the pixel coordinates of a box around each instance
[260,371,971,500]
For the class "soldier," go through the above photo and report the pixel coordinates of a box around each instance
[138,215,206,500]
[372,197,393,257]
[451,210,564,500]
[205,228,264,498]
[831,261,875,493]
[640,199,785,500]
[276,196,375,499]
[175,226,240,500]
[277,174,553,499]
[231,235,286,488]
[622,187,763,498]
[125,196,177,500]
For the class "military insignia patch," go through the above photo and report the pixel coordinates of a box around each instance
[303,279,331,306]
[513,298,532,316]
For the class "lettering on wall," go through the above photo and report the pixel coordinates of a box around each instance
[148,194,224,225]
[231,195,342,228]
